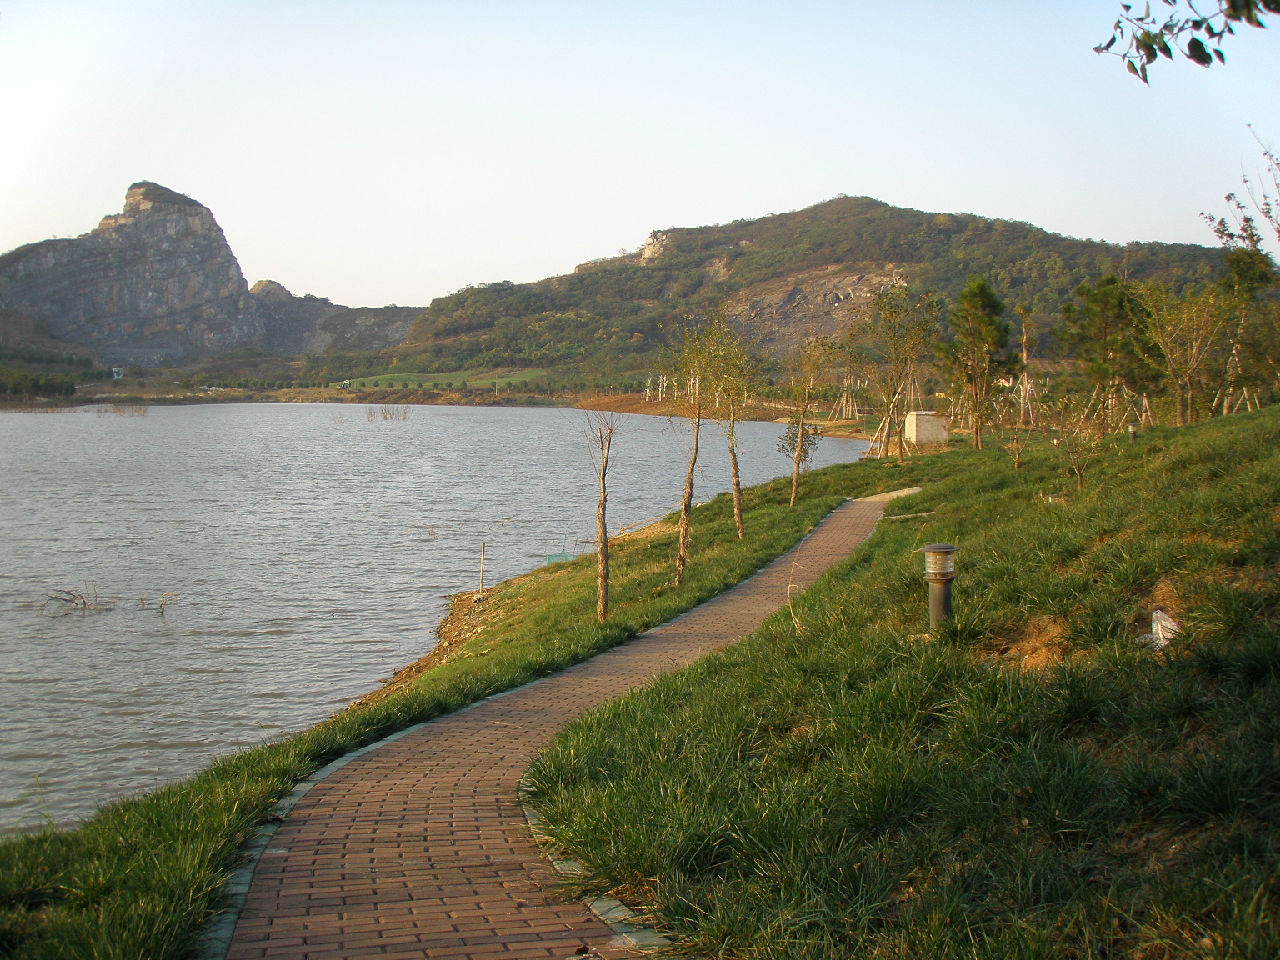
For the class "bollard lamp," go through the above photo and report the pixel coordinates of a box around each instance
[920,543,957,630]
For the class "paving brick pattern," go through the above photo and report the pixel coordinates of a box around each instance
[221,493,904,960]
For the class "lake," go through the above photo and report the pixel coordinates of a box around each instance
[0,402,866,830]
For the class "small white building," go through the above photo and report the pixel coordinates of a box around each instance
[905,411,949,444]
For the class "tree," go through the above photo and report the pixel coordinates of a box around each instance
[936,278,1016,451]
[1207,128,1280,259]
[704,313,757,539]
[1057,275,1154,406]
[845,277,941,460]
[671,323,714,586]
[780,339,825,507]
[586,412,620,622]
[1203,217,1279,411]
[1047,394,1123,491]
[777,415,821,479]
[1098,0,1280,82]
[1132,282,1232,424]
[1200,131,1280,410]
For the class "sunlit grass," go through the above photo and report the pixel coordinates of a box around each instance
[525,408,1280,959]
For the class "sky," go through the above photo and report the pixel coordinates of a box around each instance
[2,1,1278,308]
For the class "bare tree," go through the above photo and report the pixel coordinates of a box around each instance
[586,411,620,621]
[704,313,757,539]
[1047,393,1121,490]
[1013,305,1040,427]
[1204,138,1280,411]
[672,324,714,586]
[781,340,825,508]
[1133,282,1231,425]
[846,277,940,460]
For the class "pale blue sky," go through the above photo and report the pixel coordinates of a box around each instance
[2,1,1277,307]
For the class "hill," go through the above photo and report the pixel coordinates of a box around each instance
[395,195,1224,377]
[0,183,418,367]
[0,188,1227,385]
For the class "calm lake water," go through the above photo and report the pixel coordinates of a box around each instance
[0,403,866,830]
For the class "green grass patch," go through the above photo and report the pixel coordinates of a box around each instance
[525,409,1280,959]
[0,457,888,959]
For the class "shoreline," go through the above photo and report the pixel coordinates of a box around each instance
[343,510,682,716]
[2,389,878,437]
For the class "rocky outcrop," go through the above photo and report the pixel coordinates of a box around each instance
[0,182,422,364]
[724,263,901,352]
[0,182,263,363]
[249,280,418,355]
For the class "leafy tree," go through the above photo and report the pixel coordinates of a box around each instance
[1097,0,1280,82]
[776,416,821,473]
[1057,275,1155,403]
[936,278,1016,450]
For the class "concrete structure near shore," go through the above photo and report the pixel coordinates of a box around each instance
[905,410,949,444]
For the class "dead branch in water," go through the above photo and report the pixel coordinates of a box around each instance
[43,584,115,615]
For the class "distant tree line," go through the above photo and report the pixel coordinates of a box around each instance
[0,368,76,399]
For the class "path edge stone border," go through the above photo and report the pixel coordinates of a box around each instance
[520,781,674,955]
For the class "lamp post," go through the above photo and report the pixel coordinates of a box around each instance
[920,543,957,631]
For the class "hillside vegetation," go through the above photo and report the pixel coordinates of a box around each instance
[524,408,1280,959]
[393,196,1223,378]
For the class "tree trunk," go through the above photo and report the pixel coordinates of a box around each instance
[675,414,700,585]
[727,409,744,540]
[789,381,810,508]
[595,425,612,622]
[971,374,985,450]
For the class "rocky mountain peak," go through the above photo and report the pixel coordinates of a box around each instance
[0,182,262,363]
[124,181,203,213]
[248,279,294,302]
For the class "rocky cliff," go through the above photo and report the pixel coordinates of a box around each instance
[0,182,263,363]
[249,280,419,356]
[0,183,418,364]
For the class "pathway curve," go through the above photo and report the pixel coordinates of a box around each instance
[218,489,916,960]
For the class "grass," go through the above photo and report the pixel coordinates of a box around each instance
[523,408,1280,959]
[0,457,886,959]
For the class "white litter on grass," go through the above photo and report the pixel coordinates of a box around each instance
[1137,608,1181,651]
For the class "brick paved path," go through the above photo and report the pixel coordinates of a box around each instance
[219,491,913,960]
